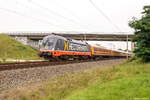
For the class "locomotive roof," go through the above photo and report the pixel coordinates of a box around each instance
[44,35,88,45]
[44,35,67,40]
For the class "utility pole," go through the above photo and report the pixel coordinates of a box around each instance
[126,34,129,60]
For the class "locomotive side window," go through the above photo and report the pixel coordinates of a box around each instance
[69,42,89,52]
[55,39,64,50]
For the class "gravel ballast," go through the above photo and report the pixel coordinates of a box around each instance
[0,59,125,92]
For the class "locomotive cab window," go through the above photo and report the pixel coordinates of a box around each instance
[55,39,64,50]
[41,38,55,50]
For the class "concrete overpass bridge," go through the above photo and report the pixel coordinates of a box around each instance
[4,32,135,49]
[6,32,134,41]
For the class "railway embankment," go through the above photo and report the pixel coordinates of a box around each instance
[1,59,149,100]
[0,59,125,91]
[0,34,41,61]
[0,59,125,99]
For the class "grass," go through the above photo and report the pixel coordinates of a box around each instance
[2,61,150,100]
[66,74,150,100]
[0,34,41,60]
[0,61,17,63]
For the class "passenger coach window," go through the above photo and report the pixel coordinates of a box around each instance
[55,39,64,50]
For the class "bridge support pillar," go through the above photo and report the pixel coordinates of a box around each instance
[27,39,40,49]
[12,36,40,49]
[13,36,28,45]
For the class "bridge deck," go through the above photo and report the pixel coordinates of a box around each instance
[7,33,134,41]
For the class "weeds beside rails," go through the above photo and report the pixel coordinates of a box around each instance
[2,61,150,100]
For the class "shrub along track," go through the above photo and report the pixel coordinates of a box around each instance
[0,58,126,93]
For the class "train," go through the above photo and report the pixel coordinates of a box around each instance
[39,35,131,60]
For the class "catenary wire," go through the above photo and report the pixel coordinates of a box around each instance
[0,7,67,29]
[27,0,90,31]
[89,0,122,32]
[49,1,92,31]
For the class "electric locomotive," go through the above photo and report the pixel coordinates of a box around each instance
[39,35,91,60]
[39,35,132,60]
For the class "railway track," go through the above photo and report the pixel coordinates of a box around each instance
[0,58,122,71]
[0,60,99,71]
[0,61,77,71]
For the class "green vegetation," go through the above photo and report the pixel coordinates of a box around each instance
[2,61,150,100]
[129,5,150,62]
[66,74,150,100]
[0,61,16,63]
[0,34,41,60]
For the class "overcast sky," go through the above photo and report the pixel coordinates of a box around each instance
[0,0,149,33]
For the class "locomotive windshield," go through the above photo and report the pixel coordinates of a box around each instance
[41,38,55,50]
